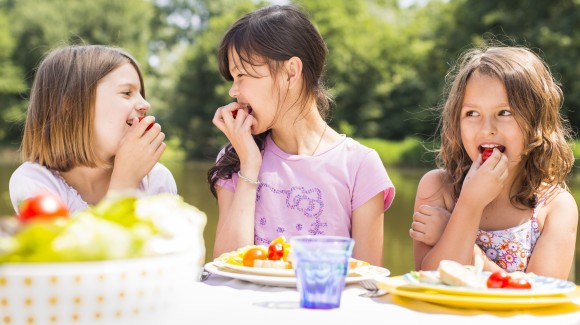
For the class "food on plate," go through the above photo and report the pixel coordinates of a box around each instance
[268,236,290,260]
[506,276,532,289]
[17,191,69,223]
[217,236,369,271]
[411,259,534,290]
[138,116,154,131]
[219,236,291,268]
[0,191,207,263]
[349,258,369,269]
[486,270,510,288]
[438,260,485,288]
[254,259,292,269]
[242,246,268,267]
[412,270,442,284]
[487,270,532,289]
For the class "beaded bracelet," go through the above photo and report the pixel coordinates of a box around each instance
[237,171,260,185]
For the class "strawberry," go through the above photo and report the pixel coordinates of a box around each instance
[138,116,154,131]
[232,109,238,118]
[482,148,493,162]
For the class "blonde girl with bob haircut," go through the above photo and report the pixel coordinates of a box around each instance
[10,45,176,213]
[410,44,577,279]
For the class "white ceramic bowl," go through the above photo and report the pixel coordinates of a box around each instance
[0,251,204,325]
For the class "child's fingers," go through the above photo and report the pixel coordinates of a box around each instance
[149,131,166,149]
[409,227,424,240]
[412,210,428,223]
[411,220,426,234]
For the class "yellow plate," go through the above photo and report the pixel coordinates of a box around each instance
[378,277,580,310]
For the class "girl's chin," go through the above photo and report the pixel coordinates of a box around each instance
[250,125,266,135]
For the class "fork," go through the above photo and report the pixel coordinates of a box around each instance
[358,279,388,297]
[200,269,211,282]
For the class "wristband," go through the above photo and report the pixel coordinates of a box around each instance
[237,171,259,185]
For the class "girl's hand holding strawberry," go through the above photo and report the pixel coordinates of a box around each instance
[212,102,262,178]
[460,148,509,209]
[110,116,166,190]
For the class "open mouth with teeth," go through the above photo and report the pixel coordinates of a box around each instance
[480,145,505,162]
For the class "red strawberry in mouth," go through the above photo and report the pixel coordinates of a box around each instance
[480,145,505,162]
[482,148,494,162]
[231,104,253,119]
[138,116,154,131]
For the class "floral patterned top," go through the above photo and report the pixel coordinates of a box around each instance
[475,187,556,272]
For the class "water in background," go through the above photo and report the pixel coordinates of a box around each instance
[1,161,578,281]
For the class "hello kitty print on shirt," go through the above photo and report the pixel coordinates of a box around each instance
[254,183,327,244]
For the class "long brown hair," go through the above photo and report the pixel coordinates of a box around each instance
[208,4,332,197]
[437,45,574,207]
[21,44,145,171]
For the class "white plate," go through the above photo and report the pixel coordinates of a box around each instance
[204,262,390,287]
[214,261,386,278]
[402,271,576,297]
[217,262,295,277]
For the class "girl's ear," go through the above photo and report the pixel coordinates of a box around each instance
[284,56,303,89]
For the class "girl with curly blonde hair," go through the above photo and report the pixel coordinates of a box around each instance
[410,45,577,279]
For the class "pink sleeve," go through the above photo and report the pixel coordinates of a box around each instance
[216,176,236,192]
[214,147,236,192]
[351,150,395,211]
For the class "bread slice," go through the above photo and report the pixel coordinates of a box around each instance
[437,260,485,288]
[253,259,292,269]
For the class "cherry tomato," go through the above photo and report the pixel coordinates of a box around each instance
[242,247,267,267]
[506,277,532,289]
[486,270,510,288]
[18,191,69,223]
[138,116,154,131]
[268,242,284,260]
[482,148,493,162]
[269,236,290,260]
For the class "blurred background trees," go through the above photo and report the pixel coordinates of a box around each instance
[0,0,579,163]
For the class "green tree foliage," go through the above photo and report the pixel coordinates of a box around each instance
[427,0,580,132]
[298,0,438,139]
[0,9,26,145]
[1,0,580,161]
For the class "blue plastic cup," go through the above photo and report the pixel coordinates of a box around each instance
[290,236,355,309]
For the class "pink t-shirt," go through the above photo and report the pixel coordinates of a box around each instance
[217,134,395,245]
[9,161,177,213]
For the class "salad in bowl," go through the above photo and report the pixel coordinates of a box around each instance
[0,191,207,325]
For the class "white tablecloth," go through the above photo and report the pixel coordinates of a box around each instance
[160,274,580,325]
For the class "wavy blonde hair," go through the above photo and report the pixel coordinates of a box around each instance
[437,45,574,207]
